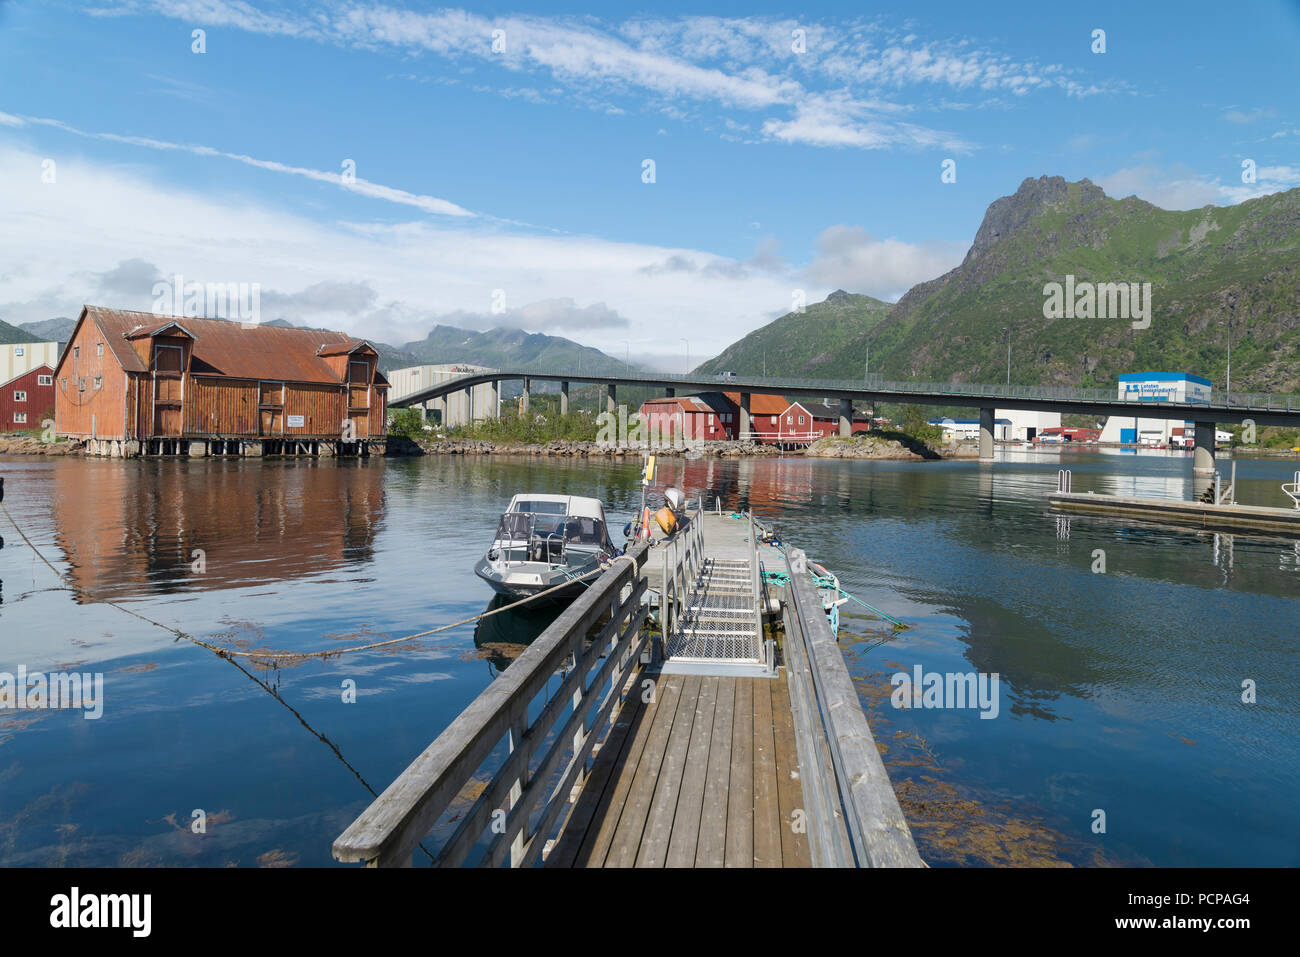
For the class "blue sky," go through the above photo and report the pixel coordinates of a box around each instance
[1,0,1297,368]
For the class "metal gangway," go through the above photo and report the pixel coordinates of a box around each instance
[1284,471,1300,509]
[658,502,775,677]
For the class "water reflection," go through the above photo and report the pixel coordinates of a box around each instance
[50,460,386,600]
[472,594,564,676]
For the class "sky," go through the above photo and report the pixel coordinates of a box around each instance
[1,0,1298,370]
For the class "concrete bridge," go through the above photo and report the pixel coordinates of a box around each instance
[388,368,1300,474]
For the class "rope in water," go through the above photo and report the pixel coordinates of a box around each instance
[1,500,629,664]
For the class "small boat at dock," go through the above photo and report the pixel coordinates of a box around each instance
[473,493,618,601]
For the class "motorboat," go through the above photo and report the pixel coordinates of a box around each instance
[473,493,619,601]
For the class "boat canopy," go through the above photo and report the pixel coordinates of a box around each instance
[506,493,606,523]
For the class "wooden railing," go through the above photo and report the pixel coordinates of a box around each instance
[781,549,924,868]
[333,540,651,867]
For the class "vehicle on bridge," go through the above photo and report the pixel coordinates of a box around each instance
[474,493,618,601]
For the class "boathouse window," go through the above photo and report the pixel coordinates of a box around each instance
[798,415,806,425]
[786,415,792,425]
[60,378,67,391]
[96,342,104,356]
[73,346,79,358]
[14,390,26,402]
[78,378,86,392]
[38,375,52,386]
[770,415,777,425]
[94,376,102,390]
[708,413,714,425]
[14,412,26,424]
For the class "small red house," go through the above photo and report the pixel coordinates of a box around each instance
[1,364,55,432]
[777,401,872,443]
[638,394,735,441]
[721,391,789,442]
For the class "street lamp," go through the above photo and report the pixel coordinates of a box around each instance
[1003,327,1011,387]
[681,337,690,374]
[1226,314,1233,396]
[623,339,630,374]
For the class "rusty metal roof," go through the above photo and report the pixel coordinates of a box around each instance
[723,391,788,415]
[79,306,377,385]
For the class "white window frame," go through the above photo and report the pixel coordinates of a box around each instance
[94,376,102,390]
[38,374,52,386]
[96,342,104,357]
[798,414,805,425]
[14,412,26,424]
[13,390,25,402]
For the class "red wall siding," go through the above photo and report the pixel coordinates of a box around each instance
[1,365,56,432]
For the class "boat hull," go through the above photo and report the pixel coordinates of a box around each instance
[473,556,599,603]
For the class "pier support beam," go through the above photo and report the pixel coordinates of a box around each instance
[488,380,499,419]
[1194,421,1216,474]
[521,377,530,415]
[606,383,617,415]
[739,392,752,439]
[559,380,569,416]
[838,398,853,437]
[979,407,995,463]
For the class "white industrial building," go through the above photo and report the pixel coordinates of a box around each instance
[1,342,61,384]
[387,364,499,428]
[1099,372,1217,446]
[929,409,1061,442]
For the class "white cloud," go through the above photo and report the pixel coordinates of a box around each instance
[6,112,476,218]
[805,225,964,300]
[0,143,800,358]
[1099,163,1300,209]
[89,4,1109,153]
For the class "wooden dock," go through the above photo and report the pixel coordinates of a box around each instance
[332,502,922,869]
[546,671,809,867]
[1049,491,1300,535]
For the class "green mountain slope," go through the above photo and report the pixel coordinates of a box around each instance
[860,177,1300,392]
[0,318,36,344]
[708,177,1300,394]
[694,289,892,378]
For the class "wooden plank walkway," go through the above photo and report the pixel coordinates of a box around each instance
[546,670,811,868]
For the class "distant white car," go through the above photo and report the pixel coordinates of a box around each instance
[717,371,737,379]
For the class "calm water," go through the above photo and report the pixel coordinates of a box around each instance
[0,448,1296,867]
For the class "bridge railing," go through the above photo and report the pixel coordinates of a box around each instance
[393,368,1300,414]
[333,540,651,867]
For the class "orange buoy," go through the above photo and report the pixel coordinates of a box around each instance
[655,506,677,536]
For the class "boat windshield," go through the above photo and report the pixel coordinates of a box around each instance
[511,499,569,515]
[492,511,606,559]
[561,516,606,548]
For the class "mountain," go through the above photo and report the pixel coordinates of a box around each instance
[693,289,892,377]
[18,317,77,342]
[707,177,1300,394]
[395,324,627,375]
[0,318,33,344]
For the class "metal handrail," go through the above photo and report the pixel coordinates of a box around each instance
[391,366,1300,414]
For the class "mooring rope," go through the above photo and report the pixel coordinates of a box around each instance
[1,501,631,664]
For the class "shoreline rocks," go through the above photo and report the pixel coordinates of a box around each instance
[0,435,84,456]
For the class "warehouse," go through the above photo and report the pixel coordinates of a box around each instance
[387,363,498,427]
[1099,372,1212,445]
[54,305,389,457]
